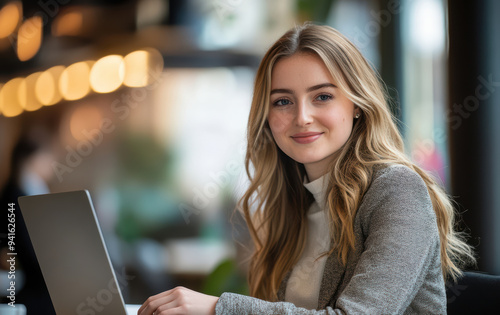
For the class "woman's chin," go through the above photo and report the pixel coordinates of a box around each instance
[293,156,328,165]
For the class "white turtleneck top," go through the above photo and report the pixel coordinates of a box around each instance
[284,174,331,310]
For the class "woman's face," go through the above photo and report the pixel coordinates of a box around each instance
[267,52,359,181]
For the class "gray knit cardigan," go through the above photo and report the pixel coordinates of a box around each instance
[215,164,447,314]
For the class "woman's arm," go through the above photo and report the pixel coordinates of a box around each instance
[216,293,337,314]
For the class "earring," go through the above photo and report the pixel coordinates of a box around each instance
[355,113,360,119]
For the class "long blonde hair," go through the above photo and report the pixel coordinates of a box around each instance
[239,23,476,301]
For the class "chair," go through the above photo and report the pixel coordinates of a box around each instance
[446,271,500,315]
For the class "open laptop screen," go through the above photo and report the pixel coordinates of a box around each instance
[18,190,128,315]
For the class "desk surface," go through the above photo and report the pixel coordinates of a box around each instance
[126,304,141,314]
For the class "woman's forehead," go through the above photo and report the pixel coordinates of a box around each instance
[270,53,337,89]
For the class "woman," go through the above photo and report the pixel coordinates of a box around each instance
[138,23,475,315]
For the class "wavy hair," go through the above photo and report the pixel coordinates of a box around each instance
[239,23,476,301]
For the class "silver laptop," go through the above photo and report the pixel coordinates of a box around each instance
[18,190,140,315]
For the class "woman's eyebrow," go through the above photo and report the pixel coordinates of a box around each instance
[306,83,336,92]
[270,83,336,95]
[270,88,293,95]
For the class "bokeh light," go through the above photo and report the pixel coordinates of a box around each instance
[0,49,163,116]
[17,16,43,61]
[36,65,65,106]
[0,78,24,117]
[60,61,93,101]
[0,1,22,39]
[90,55,125,93]
[123,50,149,87]
[52,11,83,37]
[18,71,43,111]
[123,48,164,87]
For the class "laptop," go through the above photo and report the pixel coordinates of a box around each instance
[18,190,141,315]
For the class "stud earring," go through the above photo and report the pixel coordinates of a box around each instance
[355,113,360,119]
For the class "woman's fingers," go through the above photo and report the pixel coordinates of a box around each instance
[138,288,180,315]
[154,305,186,315]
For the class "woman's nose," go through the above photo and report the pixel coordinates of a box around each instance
[295,101,314,126]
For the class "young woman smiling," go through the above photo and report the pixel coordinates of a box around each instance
[139,23,475,315]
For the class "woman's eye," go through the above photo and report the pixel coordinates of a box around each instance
[316,94,332,101]
[273,98,291,106]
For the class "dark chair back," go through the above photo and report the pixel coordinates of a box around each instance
[446,271,500,315]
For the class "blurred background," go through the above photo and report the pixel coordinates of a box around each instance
[0,0,498,313]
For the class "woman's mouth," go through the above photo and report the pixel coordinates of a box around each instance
[291,132,323,144]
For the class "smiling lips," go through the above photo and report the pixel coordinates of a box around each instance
[291,132,324,144]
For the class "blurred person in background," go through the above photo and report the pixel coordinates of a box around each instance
[0,129,56,314]
[138,23,475,315]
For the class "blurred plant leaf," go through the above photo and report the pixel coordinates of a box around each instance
[201,258,249,296]
[117,132,175,184]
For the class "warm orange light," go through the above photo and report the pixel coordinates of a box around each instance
[123,48,163,87]
[69,105,103,141]
[17,16,43,61]
[0,2,22,39]
[0,78,24,117]
[36,65,65,106]
[19,72,43,111]
[52,11,83,37]
[123,50,149,87]
[89,55,124,93]
[60,61,93,101]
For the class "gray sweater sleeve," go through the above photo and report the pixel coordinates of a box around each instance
[215,293,337,315]
[215,165,442,314]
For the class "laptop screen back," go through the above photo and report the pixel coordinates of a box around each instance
[18,190,127,315]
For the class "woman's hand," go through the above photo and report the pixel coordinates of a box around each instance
[138,286,219,315]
